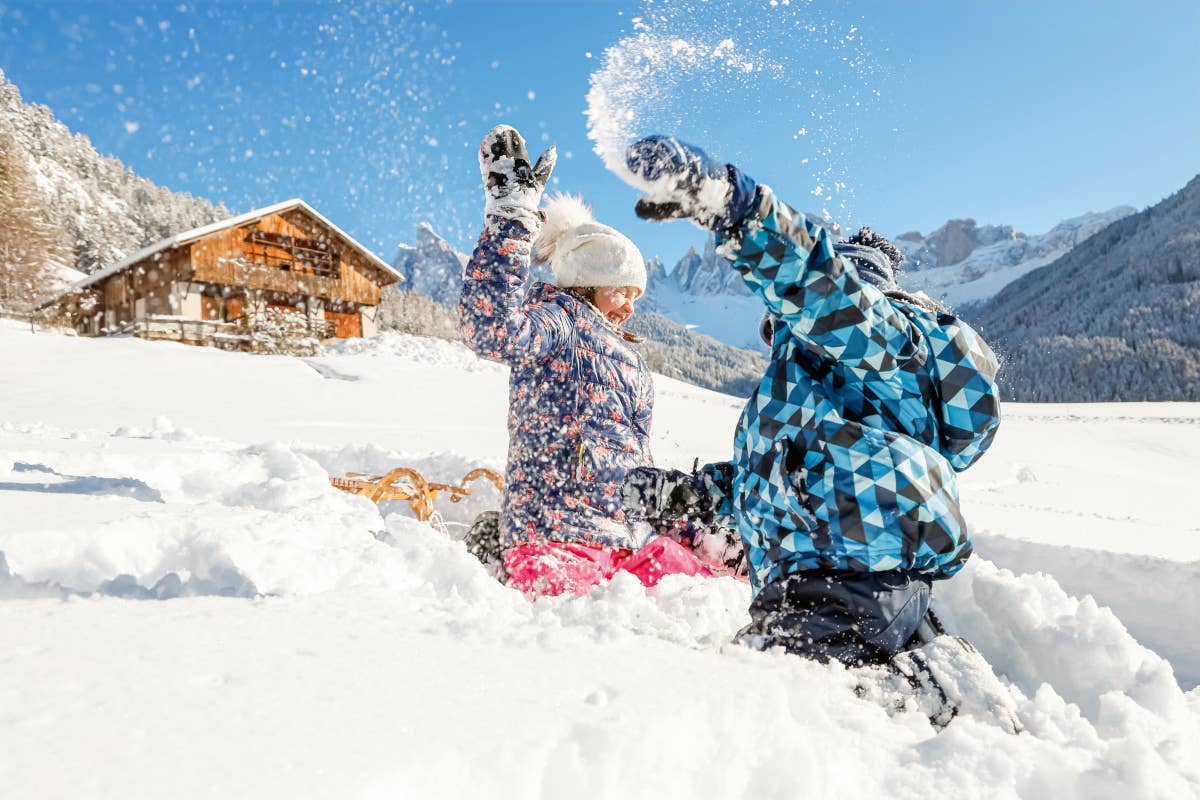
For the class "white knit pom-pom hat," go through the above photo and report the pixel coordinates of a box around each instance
[533,193,646,296]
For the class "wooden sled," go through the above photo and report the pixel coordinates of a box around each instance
[330,467,503,522]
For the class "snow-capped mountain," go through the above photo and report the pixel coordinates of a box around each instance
[895,218,1021,270]
[383,198,1140,364]
[668,237,749,297]
[640,236,764,350]
[896,207,1137,310]
[389,221,470,306]
[636,206,1139,350]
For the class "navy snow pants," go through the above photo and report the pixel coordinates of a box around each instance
[741,570,933,666]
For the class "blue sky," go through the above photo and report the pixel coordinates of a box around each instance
[1,0,1197,268]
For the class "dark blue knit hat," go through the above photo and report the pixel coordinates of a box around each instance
[834,227,904,291]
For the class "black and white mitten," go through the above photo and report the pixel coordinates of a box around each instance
[621,466,713,524]
[479,124,556,232]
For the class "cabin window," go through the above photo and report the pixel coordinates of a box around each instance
[200,296,223,321]
[199,291,247,323]
[243,228,341,279]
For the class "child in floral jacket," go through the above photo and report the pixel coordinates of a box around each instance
[458,125,710,596]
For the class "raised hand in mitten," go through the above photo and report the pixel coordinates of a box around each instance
[624,135,756,231]
[479,124,557,232]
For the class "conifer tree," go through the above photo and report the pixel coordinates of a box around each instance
[0,119,70,316]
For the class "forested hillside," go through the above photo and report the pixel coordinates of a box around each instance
[625,312,765,398]
[0,68,225,312]
[974,175,1200,401]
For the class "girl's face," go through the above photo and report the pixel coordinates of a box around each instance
[592,286,639,327]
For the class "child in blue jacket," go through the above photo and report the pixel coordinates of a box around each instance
[620,136,1001,664]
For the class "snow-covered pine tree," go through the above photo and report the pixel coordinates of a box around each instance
[0,67,227,276]
[376,286,461,341]
[0,117,71,317]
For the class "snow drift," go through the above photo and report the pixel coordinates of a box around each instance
[1,321,1198,798]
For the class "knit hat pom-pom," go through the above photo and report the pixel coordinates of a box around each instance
[846,227,904,270]
[534,193,595,264]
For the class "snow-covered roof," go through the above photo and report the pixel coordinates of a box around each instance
[39,198,402,308]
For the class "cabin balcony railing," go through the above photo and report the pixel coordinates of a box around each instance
[136,315,252,348]
[135,314,336,350]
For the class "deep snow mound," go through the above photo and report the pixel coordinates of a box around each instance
[4,323,1200,797]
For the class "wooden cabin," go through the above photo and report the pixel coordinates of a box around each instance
[38,199,403,349]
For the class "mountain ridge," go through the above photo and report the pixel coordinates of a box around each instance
[973,174,1200,401]
[896,207,1137,311]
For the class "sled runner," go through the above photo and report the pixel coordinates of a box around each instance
[330,467,503,521]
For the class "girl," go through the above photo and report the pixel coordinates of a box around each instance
[459,124,710,596]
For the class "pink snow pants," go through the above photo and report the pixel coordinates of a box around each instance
[503,537,713,597]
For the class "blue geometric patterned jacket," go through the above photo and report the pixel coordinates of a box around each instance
[706,186,1001,594]
[459,216,655,551]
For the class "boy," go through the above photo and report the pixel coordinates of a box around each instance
[620,135,1001,666]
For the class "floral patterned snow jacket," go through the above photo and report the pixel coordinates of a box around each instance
[706,186,1002,595]
[459,216,655,551]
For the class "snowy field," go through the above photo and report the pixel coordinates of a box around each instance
[2,319,1198,799]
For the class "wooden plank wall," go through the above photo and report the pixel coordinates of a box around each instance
[188,209,386,306]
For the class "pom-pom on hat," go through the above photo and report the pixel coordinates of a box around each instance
[534,193,646,296]
[834,227,904,291]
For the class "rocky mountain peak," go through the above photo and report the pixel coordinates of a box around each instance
[899,218,1021,270]
[391,223,468,305]
[898,206,1137,309]
[644,256,667,292]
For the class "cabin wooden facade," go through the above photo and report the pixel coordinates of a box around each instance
[39,199,403,349]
